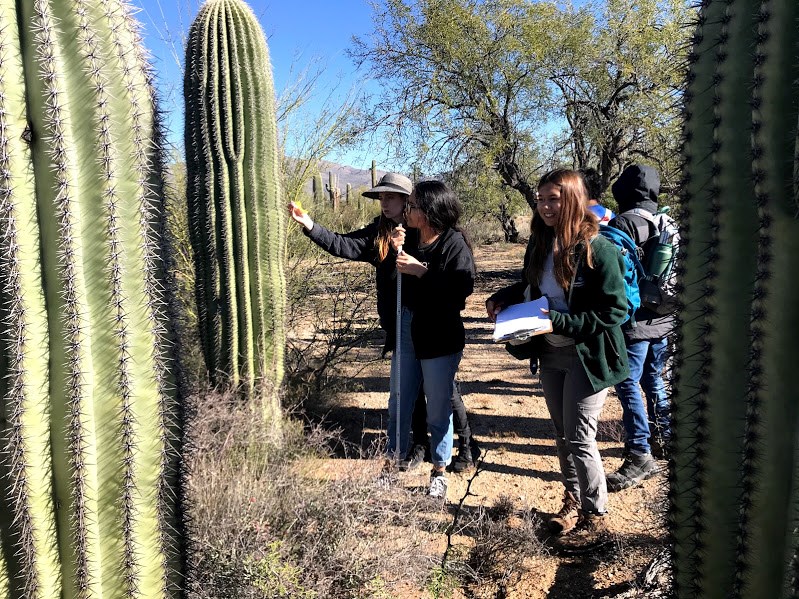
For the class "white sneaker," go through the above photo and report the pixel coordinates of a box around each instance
[428,472,448,499]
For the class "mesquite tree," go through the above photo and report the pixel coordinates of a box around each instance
[0,1,187,597]
[184,0,286,421]
[672,0,799,597]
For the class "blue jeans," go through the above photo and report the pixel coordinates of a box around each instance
[388,308,458,467]
[614,337,671,454]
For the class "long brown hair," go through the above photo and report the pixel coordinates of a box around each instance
[375,215,393,262]
[527,169,598,290]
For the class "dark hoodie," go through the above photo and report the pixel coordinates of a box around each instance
[609,164,674,341]
[611,164,660,215]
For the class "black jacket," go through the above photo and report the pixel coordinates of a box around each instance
[402,228,475,360]
[609,163,674,340]
[304,218,419,353]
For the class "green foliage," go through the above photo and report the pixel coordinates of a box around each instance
[0,1,186,597]
[672,0,799,597]
[352,0,691,203]
[184,0,286,419]
[426,566,457,599]
[244,542,317,598]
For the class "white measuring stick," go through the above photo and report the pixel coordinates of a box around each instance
[394,241,403,462]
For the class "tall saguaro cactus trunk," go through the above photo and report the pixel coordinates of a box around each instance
[672,0,799,597]
[0,1,188,598]
[184,0,286,421]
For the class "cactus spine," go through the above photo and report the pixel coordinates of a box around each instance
[673,0,799,597]
[0,1,186,597]
[184,0,286,417]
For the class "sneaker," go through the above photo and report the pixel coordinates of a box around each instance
[428,471,448,499]
[547,491,580,535]
[399,444,429,472]
[606,452,658,492]
[554,512,612,553]
[450,438,475,473]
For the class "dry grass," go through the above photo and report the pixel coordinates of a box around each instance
[187,390,455,598]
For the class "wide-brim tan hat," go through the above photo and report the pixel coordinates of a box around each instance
[363,172,413,199]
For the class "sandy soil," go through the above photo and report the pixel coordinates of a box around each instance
[309,242,668,598]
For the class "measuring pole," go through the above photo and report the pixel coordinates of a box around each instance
[394,241,403,462]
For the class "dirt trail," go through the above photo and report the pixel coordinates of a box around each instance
[326,243,667,598]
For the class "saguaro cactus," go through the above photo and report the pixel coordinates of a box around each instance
[184,0,286,417]
[0,1,187,597]
[672,1,799,597]
[326,170,341,211]
[312,172,324,203]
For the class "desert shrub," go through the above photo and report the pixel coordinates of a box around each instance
[284,201,385,414]
[442,495,546,597]
[188,390,443,598]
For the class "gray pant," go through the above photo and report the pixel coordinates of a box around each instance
[539,343,608,514]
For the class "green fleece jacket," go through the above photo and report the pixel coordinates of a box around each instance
[489,235,630,392]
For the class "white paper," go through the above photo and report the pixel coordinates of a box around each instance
[492,296,552,342]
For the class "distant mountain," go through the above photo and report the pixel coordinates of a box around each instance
[303,160,388,196]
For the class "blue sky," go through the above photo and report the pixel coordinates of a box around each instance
[132,0,380,168]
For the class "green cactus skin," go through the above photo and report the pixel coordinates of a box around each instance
[371,160,377,188]
[674,1,799,597]
[0,1,187,598]
[184,0,286,416]
[670,3,725,591]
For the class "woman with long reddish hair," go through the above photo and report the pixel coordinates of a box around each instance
[486,168,629,551]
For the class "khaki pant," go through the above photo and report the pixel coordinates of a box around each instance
[539,342,608,514]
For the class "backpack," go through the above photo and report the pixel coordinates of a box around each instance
[615,208,680,315]
[597,225,645,325]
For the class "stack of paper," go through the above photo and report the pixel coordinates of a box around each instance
[492,296,553,342]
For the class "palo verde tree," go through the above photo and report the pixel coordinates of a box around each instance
[551,0,688,194]
[351,0,690,202]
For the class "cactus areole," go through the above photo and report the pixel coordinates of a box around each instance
[0,0,187,598]
[184,0,286,411]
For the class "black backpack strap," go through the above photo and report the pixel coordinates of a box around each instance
[617,210,657,246]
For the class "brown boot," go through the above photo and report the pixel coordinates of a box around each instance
[555,511,612,553]
[547,491,580,535]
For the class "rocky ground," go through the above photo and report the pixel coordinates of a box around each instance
[309,242,670,598]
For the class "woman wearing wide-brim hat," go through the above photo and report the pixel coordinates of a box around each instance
[288,172,480,474]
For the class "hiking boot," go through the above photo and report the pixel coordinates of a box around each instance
[428,471,448,500]
[470,437,481,462]
[450,437,477,473]
[399,444,429,471]
[547,491,580,535]
[606,452,658,492]
[554,512,612,553]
